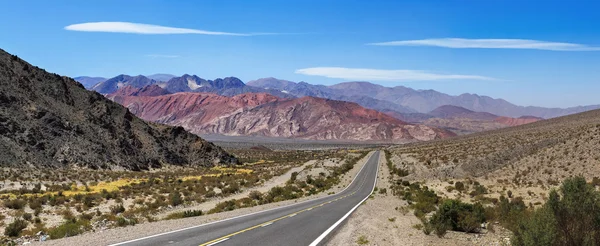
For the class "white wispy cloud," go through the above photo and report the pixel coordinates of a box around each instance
[145,54,180,58]
[295,67,496,81]
[368,38,600,51]
[65,22,250,36]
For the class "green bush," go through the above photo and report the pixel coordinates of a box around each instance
[116,216,138,227]
[512,177,600,246]
[48,220,87,239]
[428,199,486,237]
[4,219,28,237]
[169,192,183,206]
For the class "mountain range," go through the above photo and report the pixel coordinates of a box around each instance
[248,78,600,119]
[75,74,599,120]
[108,86,454,142]
[0,49,236,170]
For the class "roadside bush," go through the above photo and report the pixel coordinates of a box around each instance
[48,220,87,239]
[116,216,138,227]
[165,210,203,220]
[4,219,28,237]
[428,199,486,237]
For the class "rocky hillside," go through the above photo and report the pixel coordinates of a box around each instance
[390,108,600,183]
[108,89,455,142]
[0,49,237,170]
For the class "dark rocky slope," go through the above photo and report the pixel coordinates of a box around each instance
[0,49,236,170]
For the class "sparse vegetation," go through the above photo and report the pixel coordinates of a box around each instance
[4,219,27,237]
[356,235,369,245]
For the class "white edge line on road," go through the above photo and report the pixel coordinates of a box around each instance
[308,151,380,246]
[107,151,376,246]
[205,237,229,246]
[261,222,273,227]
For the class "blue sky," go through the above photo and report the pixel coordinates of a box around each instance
[2,0,600,108]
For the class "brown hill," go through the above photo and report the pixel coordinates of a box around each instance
[109,89,455,142]
[428,105,498,120]
[390,108,600,185]
[400,105,544,135]
[0,49,236,170]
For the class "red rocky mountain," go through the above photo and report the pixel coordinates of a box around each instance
[108,87,455,142]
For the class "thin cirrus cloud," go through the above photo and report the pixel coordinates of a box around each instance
[295,67,497,81]
[368,38,600,51]
[65,22,255,36]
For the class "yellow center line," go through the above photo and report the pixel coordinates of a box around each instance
[198,182,367,246]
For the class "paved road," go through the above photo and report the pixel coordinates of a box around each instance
[111,151,380,246]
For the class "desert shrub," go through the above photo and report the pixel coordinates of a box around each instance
[470,184,488,197]
[4,199,26,210]
[22,213,32,221]
[4,219,28,237]
[48,220,89,238]
[165,210,203,220]
[169,192,183,206]
[116,216,137,227]
[454,182,465,192]
[248,190,262,200]
[290,172,298,182]
[209,200,237,214]
[427,199,486,237]
[356,235,369,245]
[110,204,125,214]
[28,198,42,210]
[404,185,440,218]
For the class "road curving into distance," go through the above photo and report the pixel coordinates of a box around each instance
[110,151,381,246]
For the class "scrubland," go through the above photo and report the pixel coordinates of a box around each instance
[0,147,370,244]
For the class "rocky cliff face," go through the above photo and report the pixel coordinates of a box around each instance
[110,89,455,142]
[0,49,237,170]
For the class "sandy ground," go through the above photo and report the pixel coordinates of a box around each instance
[32,152,374,246]
[327,151,512,246]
